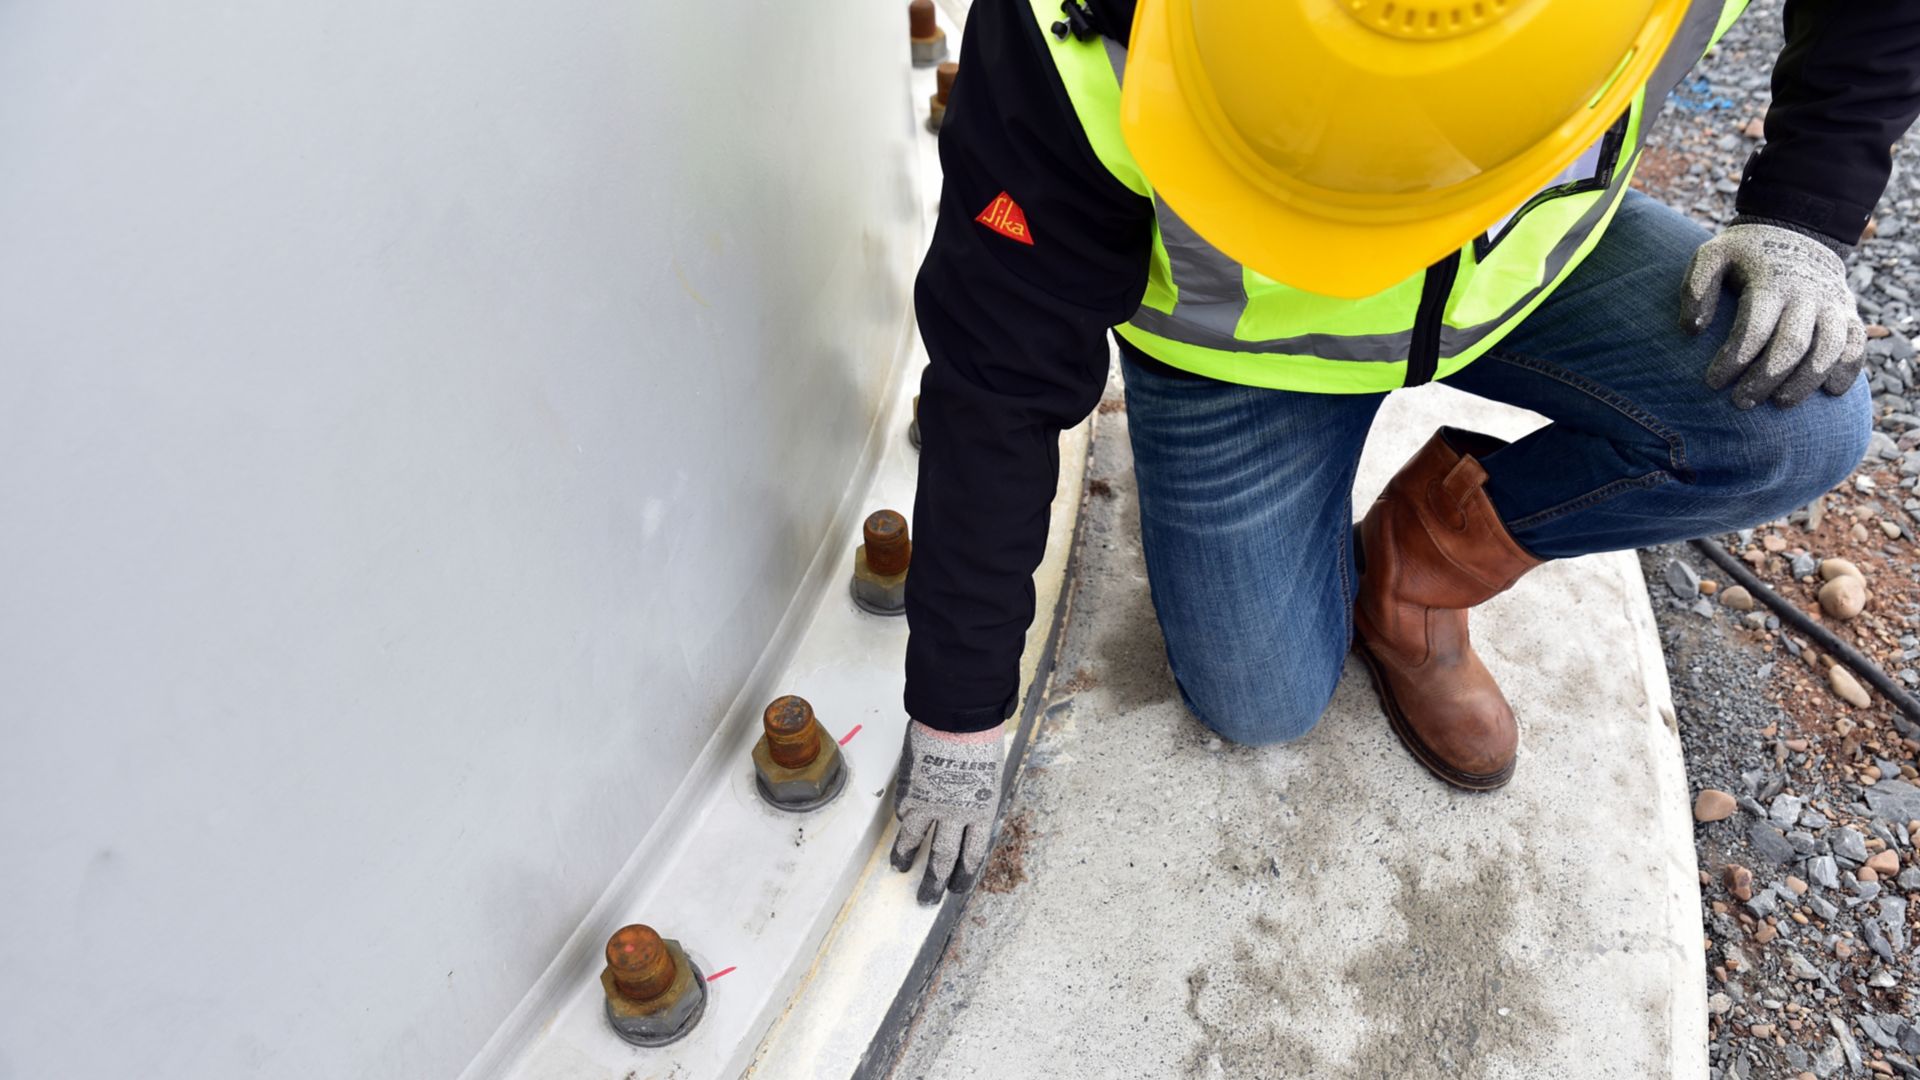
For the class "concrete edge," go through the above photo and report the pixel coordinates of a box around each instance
[1610,547,1712,1077]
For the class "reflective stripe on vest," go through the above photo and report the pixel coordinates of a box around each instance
[1032,0,1750,393]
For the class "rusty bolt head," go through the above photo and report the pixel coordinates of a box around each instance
[909,0,937,38]
[935,61,959,103]
[606,924,675,1001]
[601,931,706,1047]
[863,510,911,576]
[753,730,847,811]
[762,694,822,769]
[853,510,910,615]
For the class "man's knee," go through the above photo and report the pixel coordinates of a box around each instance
[1173,652,1343,747]
[1691,376,1871,516]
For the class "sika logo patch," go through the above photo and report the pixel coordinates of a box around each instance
[974,191,1033,246]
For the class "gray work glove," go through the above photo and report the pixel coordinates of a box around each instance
[1680,218,1865,409]
[889,720,1003,905]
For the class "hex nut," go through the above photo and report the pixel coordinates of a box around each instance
[911,27,948,66]
[752,734,847,811]
[601,938,707,1047]
[851,546,908,615]
[927,62,957,134]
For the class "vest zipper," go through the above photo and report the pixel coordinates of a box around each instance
[1405,251,1460,388]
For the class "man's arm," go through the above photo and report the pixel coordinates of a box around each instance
[1684,1,1920,408]
[903,0,1152,734]
[1736,0,1920,245]
[889,0,1151,903]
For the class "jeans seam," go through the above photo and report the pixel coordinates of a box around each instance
[1339,493,1354,650]
[1505,471,1672,531]
[1482,348,1691,476]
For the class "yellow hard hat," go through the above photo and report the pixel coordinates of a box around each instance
[1120,0,1690,298]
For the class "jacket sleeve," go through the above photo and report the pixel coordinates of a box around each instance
[903,0,1153,732]
[1736,0,1920,246]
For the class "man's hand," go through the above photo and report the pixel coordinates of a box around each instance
[1680,220,1866,409]
[889,720,1004,905]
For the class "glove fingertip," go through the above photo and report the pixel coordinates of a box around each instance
[1678,289,1712,334]
[947,866,979,895]
[1703,358,1738,392]
[916,859,949,906]
[1824,364,1862,398]
[890,813,931,873]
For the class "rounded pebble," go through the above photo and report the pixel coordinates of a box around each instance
[1830,665,1871,708]
[1694,789,1737,822]
[1720,585,1756,612]
[1725,863,1754,902]
[1817,575,1867,620]
[1819,557,1863,581]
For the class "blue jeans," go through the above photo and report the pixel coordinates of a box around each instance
[1121,192,1872,747]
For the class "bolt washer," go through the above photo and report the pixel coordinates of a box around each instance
[850,577,907,618]
[606,957,708,1048]
[754,755,850,812]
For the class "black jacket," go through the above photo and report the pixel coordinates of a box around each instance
[904,0,1920,733]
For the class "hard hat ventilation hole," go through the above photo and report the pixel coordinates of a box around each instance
[1346,0,1515,41]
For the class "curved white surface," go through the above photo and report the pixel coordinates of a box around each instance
[0,2,924,1078]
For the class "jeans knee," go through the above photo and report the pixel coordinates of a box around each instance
[1701,378,1871,513]
[1777,391,1869,503]
[1175,655,1341,747]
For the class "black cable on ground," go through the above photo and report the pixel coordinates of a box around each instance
[1690,535,1920,724]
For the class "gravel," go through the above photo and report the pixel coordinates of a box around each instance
[1632,6,1920,1076]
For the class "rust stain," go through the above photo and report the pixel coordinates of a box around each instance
[980,810,1034,894]
[605,925,675,1002]
[863,509,912,577]
[763,695,822,769]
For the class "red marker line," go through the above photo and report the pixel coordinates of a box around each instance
[838,724,863,746]
[706,966,736,982]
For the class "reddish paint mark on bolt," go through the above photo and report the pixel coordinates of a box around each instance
[838,723,863,746]
[763,695,823,769]
[706,966,737,982]
[908,0,938,40]
[864,510,911,577]
[934,62,959,105]
[605,924,675,1002]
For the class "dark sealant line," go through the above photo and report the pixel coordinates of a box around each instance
[1404,250,1461,388]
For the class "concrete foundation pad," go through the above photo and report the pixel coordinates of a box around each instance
[891,381,1706,1079]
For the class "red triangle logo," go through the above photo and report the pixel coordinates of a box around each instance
[974,191,1034,246]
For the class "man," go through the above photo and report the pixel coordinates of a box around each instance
[888,0,1920,904]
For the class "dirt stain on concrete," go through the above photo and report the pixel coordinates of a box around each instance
[1177,717,1556,1079]
[1180,857,1552,1079]
[981,810,1034,894]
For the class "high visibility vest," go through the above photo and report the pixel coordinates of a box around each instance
[1030,0,1750,393]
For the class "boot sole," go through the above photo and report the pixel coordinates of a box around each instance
[1353,640,1515,792]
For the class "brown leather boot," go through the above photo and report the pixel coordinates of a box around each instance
[1354,428,1543,791]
